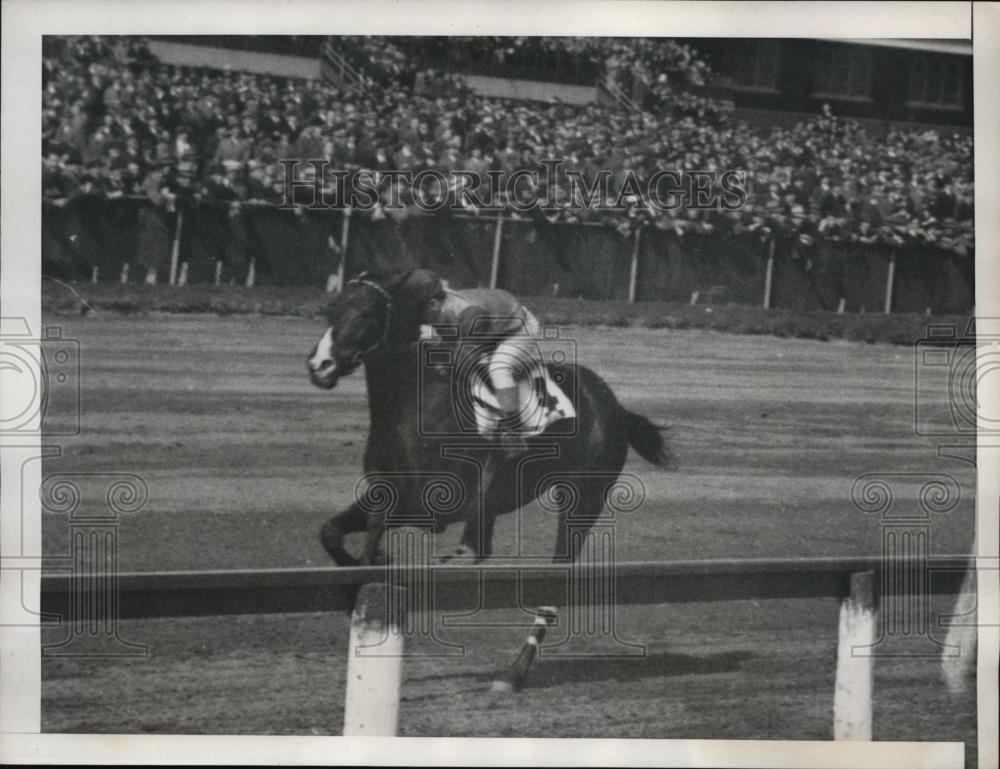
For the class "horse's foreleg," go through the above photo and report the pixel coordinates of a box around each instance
[361,521,388,566]
[450,508,495,561]
[435,515,493,563]
[319,502,368,566]
[438,471,494,563]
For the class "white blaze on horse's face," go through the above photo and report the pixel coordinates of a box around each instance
[308,327,338,381]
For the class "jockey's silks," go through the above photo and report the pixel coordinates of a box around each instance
[429,287,534,338]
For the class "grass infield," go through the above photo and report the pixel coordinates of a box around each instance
[42,280,970,346]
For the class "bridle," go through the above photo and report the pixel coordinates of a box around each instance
[341,276,394,369]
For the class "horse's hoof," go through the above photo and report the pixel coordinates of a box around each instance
[365,550,389,566]
[437,545,477,564]
[319,522,360,566]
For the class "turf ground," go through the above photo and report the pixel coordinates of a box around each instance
[38,314,977,762]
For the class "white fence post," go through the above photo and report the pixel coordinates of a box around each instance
[833,570,876,740]
[627,228,642,304]
[169,208,184,287]
[884,251,896,314]
[342,583,406,736]
[489,215,504,290]
[763,233,776,309]
[335,209,351,293]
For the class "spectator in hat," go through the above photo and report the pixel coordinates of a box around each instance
[214,126,252,166]
[173,129,195,162]
[295,120,326,161]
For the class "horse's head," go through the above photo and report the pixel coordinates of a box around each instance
[307,275,393,389]
[306,269,442,389]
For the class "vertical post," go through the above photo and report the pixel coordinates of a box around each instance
[169,208,184,287]
[245,259,255,288]
[91,266,99,284]
[833,570,876,741]
[763,233,776,309]
[342,583,406,736]
[942,561,977,697]
[177,262,188,287]
[119,263,129,284]
[214,260,223,287]
[489,214,504,290]
[336,209,351,293]
[627,227,642,304]
[884,251,896,314]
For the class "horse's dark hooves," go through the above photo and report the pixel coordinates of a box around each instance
[436,545,480,565]
[367,550,389,566]
[319,521,360,566]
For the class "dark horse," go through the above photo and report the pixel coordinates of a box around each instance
[307,269,668,689]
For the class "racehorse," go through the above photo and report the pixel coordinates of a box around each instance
[306,268,669,690]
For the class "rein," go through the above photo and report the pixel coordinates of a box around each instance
[345,277,394,367]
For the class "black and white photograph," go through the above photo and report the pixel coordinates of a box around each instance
[1,2,998,767]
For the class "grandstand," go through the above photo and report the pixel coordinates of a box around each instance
[40,35,974,311]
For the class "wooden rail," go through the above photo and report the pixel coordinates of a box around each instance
[39,555,972,620]
[38,555,974,739]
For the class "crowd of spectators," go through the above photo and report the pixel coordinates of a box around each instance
[42,35,974,257]
[380,37,605,85]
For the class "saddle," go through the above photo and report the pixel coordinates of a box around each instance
[468,366,576,438]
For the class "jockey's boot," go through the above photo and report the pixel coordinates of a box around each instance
[495,385,527,456]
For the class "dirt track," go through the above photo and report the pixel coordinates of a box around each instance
[39,314,977,757]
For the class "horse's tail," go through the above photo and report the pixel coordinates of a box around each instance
[625,409,670,466]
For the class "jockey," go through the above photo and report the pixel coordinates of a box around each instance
[408,269,543,448]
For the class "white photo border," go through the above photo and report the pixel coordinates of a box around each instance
[2,1,996,767]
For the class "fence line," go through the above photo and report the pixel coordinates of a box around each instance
[39,554,973,738]
[41,195,975,313]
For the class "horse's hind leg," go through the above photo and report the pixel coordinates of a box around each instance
[319,502,368,566]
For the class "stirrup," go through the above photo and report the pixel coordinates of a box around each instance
[499,430,528,456]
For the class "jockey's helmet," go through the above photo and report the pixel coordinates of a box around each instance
[407,268,446,305]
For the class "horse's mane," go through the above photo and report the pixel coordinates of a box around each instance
[353,267,427,345]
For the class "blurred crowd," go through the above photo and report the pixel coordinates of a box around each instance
[42,35,974,256]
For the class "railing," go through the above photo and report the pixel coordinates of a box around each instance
[596,72,641,112]
[41,195,976,314]
[320,39,366,91]
[39,554,974,738]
